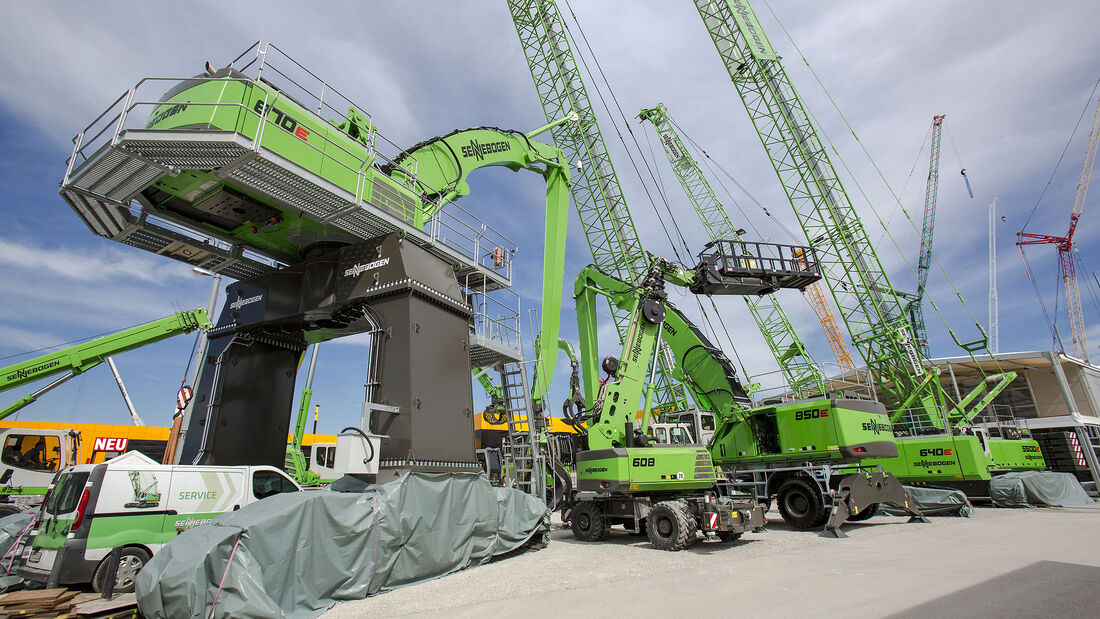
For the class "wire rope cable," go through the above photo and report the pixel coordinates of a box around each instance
[761,0,1005,377]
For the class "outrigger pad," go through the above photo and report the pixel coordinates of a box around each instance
[136,472,550,618]
[821,471,929,538]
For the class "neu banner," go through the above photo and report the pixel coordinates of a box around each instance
[92,437,128,452]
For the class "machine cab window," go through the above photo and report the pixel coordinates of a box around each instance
[314,446,336,468]
[2,434,61,472]
[668,426,693,445]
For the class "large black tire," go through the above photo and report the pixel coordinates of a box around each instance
[570,501,610,542]
[92,547,151,594]
[777,477,826,530]
[647,500,697,551]
[846,502,879,522]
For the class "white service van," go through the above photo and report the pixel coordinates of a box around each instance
[18,451,301,592]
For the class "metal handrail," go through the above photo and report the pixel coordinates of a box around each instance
[64,42,519,284]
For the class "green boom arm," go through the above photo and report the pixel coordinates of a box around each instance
[574,257,755,449]
[0,308,212,420]
[387,122,573,408]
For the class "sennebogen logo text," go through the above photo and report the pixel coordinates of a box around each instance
[229,295,263,311]
[344,258,390,277]
[461,140,511,161]
[6,360,62,382]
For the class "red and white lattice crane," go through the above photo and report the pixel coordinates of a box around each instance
[1018,97,1100,361]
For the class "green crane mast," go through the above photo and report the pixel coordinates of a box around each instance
[693,0,950,423]
[692,0,1025,437]
[638,103,824,398]
[508,0,688,410]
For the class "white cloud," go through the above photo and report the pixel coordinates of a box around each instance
[0,238,190,285]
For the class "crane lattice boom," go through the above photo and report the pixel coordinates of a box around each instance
[910,114,946,358]
[693,0,944,419]
[1017,96,1100,362]
[508,0,688,407]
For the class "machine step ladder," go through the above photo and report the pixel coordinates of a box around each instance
[498,359,546,500]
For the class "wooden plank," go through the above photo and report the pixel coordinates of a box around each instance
[74,593,136,617]
[0,588,68,606]
[0,584,68,606]
[69,594,101,606]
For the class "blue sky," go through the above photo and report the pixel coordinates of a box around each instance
[2,1,1100,434]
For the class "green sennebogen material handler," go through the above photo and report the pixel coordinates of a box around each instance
[563,241,926,546]
[568,240,929,542]
[58,43,578,488]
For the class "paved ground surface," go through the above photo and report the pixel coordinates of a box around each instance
[323,504,1100,618]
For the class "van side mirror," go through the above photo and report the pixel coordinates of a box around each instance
[0,469,12,484]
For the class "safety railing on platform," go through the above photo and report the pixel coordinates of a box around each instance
[889,410,949,438]
[702,239,820,279]
[63,41,517,282]
[432,200,516,281]
[746,360,876,406]
[466,275,521,354]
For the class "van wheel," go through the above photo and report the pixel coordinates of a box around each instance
[92,547,151,594]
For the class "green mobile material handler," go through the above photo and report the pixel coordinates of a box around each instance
[59,44,575,491]
[566,241,926,541]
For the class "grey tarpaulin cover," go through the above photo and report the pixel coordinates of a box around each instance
[990,471,1095,508]
[0,512,34,574]
[879,485,973,517]
[136,472,549,618]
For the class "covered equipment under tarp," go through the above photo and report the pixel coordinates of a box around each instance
[989,471,1095,508]
[879,485,973,517]
[0,512,34,574]
[136,472,549,618]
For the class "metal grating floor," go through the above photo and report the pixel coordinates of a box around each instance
[60,129,509,292]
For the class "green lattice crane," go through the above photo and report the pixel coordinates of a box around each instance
[508,0,688,410]
[638,103,824,398]
[692,0,1014,428]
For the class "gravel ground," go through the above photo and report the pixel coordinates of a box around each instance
[323,504,1100,618]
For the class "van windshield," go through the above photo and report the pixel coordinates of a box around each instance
[46,471,89,516]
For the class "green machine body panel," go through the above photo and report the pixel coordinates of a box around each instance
[141,73,420,264]
[146,75,389,207]
[577,447,716,493]
[709,397,897,466]
[868,435,1046,482]
[989,438,1046,471]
